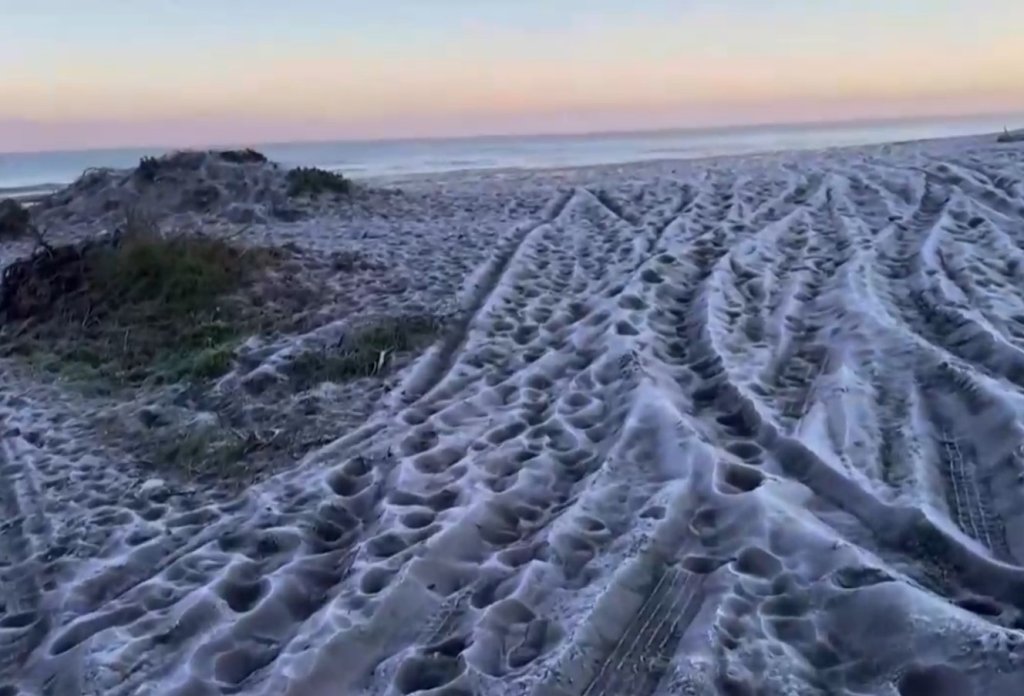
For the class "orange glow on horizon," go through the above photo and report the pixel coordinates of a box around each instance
[3,1,1024,150]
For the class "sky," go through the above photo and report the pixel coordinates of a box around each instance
[2,0,1024,152]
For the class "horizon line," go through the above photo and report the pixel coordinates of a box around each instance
[3,109,1022,158]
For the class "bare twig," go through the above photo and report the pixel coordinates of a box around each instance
[223,224,253,242]
[29,223,55,256]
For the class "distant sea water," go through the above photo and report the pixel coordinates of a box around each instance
[1,114,1020,197]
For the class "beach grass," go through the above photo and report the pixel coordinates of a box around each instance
[287,314,445,388]
[0,207,273,386]
[0,204,446,393]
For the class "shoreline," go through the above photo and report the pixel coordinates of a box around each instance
[1,127,1013,198]
[366,130,1005,186]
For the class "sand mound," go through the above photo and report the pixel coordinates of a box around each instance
[29,149,349,231]
[4,135,1024,695]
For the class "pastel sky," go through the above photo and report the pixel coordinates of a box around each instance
[3,0,1024,152]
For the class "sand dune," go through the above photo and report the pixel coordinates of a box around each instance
[4,135,1024,695]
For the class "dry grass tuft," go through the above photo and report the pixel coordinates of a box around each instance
[287,314,445,387]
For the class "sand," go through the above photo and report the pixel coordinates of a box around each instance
[3,134,1024,695]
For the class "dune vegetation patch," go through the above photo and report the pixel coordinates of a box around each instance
[0,207,449,484]
[0,198,32,239]
[0,209,280,387]
[286,166,351,198]
[286,313,446,389]
[149,424,275,484]
[135,148,271,183]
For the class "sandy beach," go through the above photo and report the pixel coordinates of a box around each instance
[3,133,1024,695]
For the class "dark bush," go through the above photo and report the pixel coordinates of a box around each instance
[217,149,269,164]
[163,151,207,171]
[138,151,218,182]
[0,207,275,384]
[136,156,160,182]
[0,199,31,239]
[286,167,350,198]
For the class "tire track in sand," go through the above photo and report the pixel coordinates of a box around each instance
[398,187,576,406]
[0,437,48,676]
[939,432,1011,559]
[577,569,704,696]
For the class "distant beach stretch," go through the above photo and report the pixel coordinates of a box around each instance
[1,130,1024,694]
[1,113,1019,196]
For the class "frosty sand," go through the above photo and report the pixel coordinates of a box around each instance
[3,134,1024,695]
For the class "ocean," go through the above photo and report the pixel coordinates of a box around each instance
[1,114,1019,196]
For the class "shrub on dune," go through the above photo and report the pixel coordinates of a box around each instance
[286,166,351,198]
[0,207,275,385]
[286,314,445,387]
[136,156,161,182]
[216,148,269,164]
[0,198,31,239]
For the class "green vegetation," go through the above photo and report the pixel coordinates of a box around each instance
[0,208,274,386]
[149,423,287,485]
[155,427,248,476]
[153,425,258,479]
[286,166,351,198]
[0,205,442,395]
[0,198,31,239]
[1,198,445,485]
[288,314,444,387]
[187,344,239,380]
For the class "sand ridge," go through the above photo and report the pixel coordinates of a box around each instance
[3,135,1024,694]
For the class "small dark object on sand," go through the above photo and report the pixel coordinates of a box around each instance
[188,184,222,211]
[272,206,305,222]
[0,198,31,239]
[997,128,1024,144]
